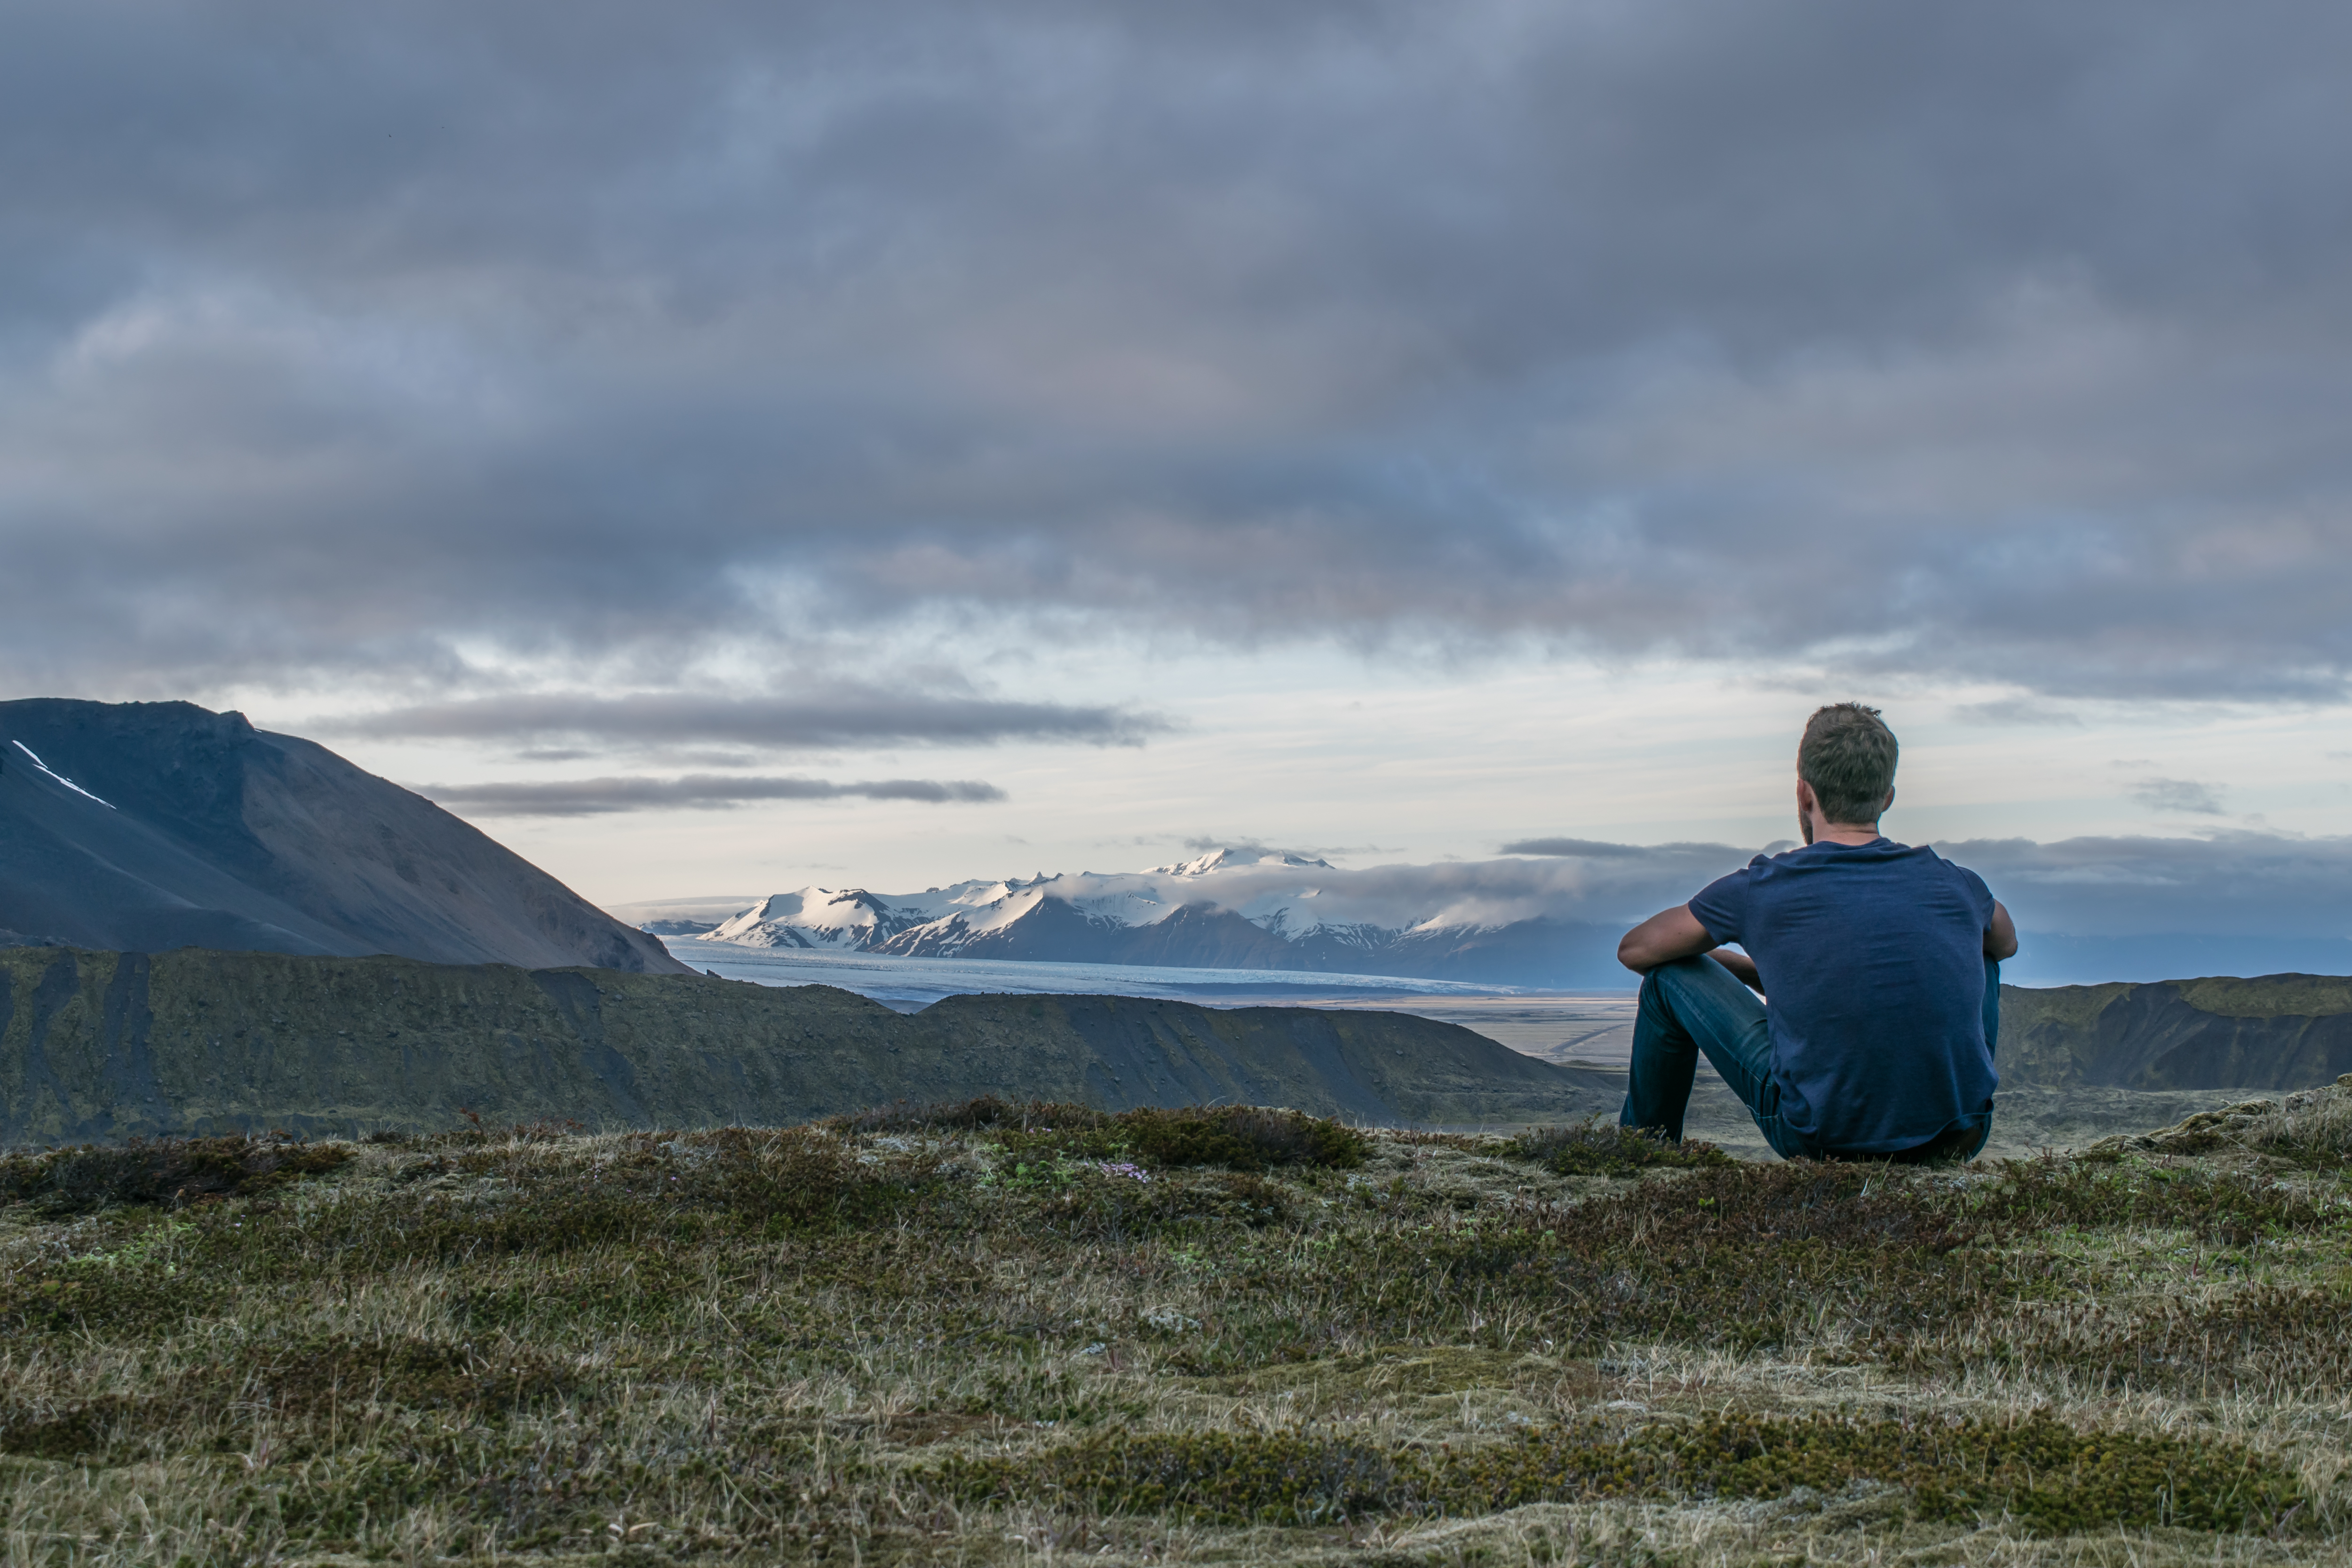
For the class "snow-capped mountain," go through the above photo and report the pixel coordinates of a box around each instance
[673,846,1676,987]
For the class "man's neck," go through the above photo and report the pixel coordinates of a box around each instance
[1808,822,1883,847]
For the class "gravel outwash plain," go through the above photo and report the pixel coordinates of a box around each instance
[3,1085,2349,1566]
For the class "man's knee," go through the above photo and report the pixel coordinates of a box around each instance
[1635,963,1672,1017]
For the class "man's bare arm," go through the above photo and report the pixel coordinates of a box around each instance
[1986,899,2018,961]
[1617,904,1717,973]
[1618,905,1763,990]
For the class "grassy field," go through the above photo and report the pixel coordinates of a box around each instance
[3,1087,2349,1567]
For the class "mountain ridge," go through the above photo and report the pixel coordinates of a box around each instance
[689,852,1632,987]
[0,699,686,974]
[2001,974,2352,1090]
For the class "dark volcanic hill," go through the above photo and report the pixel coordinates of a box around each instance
[0,946,1621,1141]
[0,699,684,973]
[2000,973,2352,1090]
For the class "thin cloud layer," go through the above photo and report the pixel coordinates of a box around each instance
[1499,838,1681,860]
[3,1,2351,701]
[420,774,1008,817]
[2130,778,2227,816]
[342,691,1163,750]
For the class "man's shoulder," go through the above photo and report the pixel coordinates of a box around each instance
[1881,840,1992,888]
[1755,839,1986,891]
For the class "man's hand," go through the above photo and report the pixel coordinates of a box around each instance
[1708,947,1764,993]
[1617,904,1718,973]
[1986,899,2018,961]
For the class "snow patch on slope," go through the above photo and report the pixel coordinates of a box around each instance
[9,740,115,809]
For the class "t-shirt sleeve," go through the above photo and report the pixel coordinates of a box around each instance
[1686,865,1753,946]
[1955,864,1996,927]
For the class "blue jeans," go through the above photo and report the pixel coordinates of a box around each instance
[1620,955,2000,1161]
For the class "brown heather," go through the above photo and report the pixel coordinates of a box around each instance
[1,1090,2349,1566]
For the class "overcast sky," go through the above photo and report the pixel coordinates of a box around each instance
[6,0,2350,947]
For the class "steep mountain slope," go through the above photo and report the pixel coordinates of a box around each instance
[695,852,1632,986]
[2000,974,2352,1089]
[0,946,1621,1141]
[0,700,685,973]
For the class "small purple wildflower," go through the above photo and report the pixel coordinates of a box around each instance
[1097,1161,1150,1183]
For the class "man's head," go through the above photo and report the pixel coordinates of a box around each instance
[1798,703,1898,830]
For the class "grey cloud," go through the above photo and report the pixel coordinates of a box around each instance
[3,1,2352,700]
[2131,777,2227,815]
[1941,832,2352,939]
[340,691,1163,749]
[420,774,1007,817]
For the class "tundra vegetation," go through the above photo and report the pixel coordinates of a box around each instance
[2,1087,2350,1566]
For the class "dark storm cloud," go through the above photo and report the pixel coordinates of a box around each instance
[5,0,2352,701]
[420,774,1007,817]
[339,691,1163,749]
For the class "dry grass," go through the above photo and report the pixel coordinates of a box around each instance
[0,1091,2347,1566]
[2242,1085,2352,1163]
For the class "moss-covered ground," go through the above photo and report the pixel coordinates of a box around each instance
[3,1094,2349,1567]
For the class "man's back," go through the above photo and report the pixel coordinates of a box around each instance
[1613,702,2015,1161]
[1691,837,1996,1153]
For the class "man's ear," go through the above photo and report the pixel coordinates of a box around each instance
[1882,785,1896,816]
[1796,778,1818,813]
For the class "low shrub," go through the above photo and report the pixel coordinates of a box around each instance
[945,1428,1399,1525]
[1959,1284,2352,1397]
[2241,1084,2352,1166]
[946,1414,2301,1535]
[661,1125,941,1226]
[833,1098,1368,1171]
[275,1127,939,1267]
[0,1135,352,1213]
[833,1095,1034,1134]
[1104,1106,1368,1171]
[0,1257,228,1338]
[1967,1154,2328,1245]
[0,1336,577,1459]
[1505,1118,1733,1177]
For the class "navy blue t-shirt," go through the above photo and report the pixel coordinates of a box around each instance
[1688,838,1997,1154]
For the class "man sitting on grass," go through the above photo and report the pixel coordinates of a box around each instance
[1615,702,2018,1162]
